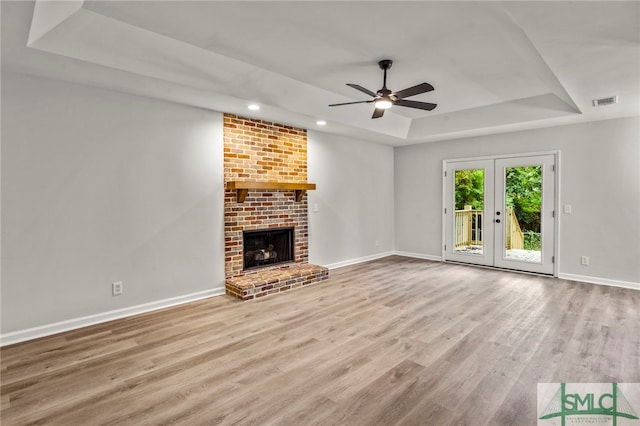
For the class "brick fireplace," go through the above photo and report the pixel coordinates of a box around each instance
[223,114,328,300]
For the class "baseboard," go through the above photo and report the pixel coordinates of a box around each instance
[5,269,633,346]
[324,251,396,270]
[0,287,226,347]
[391,255,638,291]
[557,273,640,291]
[391,255,639,291]
[393,251,443,262]
[321,250,443,270]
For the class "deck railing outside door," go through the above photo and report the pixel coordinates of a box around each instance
[505,207,524,250]
[455,206,483,248]
[455,206,525,249]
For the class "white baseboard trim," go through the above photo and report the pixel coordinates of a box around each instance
[5,270,634,347]
[324,251,396,270]
[0,287,226,347]
[557,273,640,291]
[393,251,443,262]
[391,255,638,291]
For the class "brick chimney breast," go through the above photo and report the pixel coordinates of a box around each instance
[223,114,327,299]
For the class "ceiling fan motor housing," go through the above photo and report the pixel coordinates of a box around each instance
[376,88,395,100]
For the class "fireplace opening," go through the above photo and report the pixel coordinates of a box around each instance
[243,227,294,271]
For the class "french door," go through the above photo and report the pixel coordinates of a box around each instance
[443,154,556,275]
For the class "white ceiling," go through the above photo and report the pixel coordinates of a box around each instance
[2,1,639,146]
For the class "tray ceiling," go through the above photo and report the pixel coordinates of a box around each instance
[3,1,639,145]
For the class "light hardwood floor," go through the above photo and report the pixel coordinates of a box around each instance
[2,256,639,425]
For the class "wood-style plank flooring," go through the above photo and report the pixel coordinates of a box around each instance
[2,256,639,425]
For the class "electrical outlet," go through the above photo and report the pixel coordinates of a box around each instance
[581,256,590,266]
[564,204,572,214]
[375,239,381,247]
[112,281,123,296]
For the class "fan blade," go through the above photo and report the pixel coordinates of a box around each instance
[328,100,374,107]
[394,82,434,100]
[372,108,385,119]
[395,99,437,111]
[346,83,377,97]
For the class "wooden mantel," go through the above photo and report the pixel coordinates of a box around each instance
[227,181,316,203]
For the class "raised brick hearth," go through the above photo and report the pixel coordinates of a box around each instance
[226,264,328,300]
[223,114,328,300]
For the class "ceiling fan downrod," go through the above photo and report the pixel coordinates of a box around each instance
[378,59,393,90]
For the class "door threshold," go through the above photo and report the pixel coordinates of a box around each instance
[443,260,555,278]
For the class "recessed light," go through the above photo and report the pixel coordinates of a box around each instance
[316,120,327,126]
[248,104,260,111]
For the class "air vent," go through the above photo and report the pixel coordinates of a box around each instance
[592,96,618,107]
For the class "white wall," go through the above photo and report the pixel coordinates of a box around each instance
[3,71,637,342]
[307,131,394,267]
[395,117,640,285]
[1,73,226,335]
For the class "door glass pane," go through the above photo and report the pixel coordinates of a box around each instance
[504,166,542,263]
[454,169,484,255]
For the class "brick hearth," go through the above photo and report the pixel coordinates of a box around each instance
[226,264,329,300]
[223,114,328,299]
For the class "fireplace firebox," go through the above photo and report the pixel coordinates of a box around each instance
[243,227,294,271]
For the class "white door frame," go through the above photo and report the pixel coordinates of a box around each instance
[442,151,560,277]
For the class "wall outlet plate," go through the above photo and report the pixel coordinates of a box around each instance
[112,281,123,295]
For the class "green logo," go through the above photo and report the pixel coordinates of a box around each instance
[538,383,639,426]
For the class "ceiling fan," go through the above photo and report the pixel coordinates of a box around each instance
[329,59,437,119]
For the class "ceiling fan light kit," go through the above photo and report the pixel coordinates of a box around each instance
[375,99,393,109]
[329,59,437,119]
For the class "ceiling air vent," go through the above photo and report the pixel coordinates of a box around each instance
[592,96,618,107]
